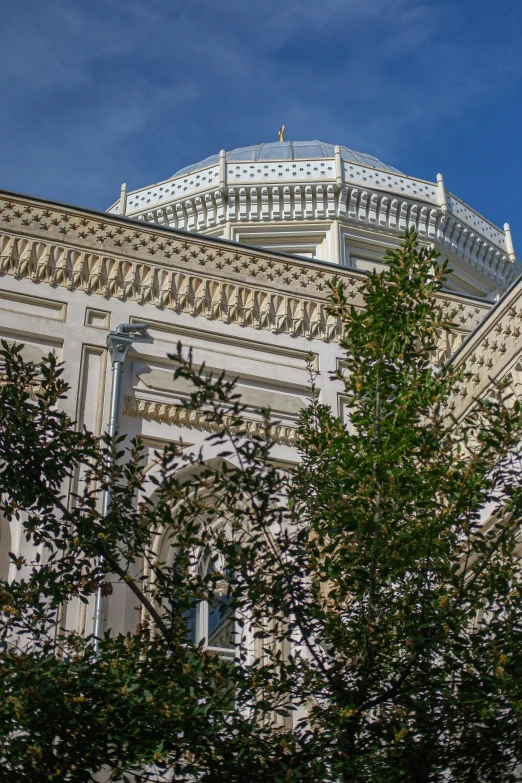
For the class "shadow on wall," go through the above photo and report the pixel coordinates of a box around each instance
[0,514,11,581]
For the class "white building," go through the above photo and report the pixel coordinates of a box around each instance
[0,138,520,646]
[108,140,520,300]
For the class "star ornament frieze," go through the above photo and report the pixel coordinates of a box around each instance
[0,193,491,347]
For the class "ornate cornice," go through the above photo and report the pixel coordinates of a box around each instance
[449,277,522,417]
[126,184,518,292]
[0,191,490,344]
[111,157,519,292]
[122,396,298,447]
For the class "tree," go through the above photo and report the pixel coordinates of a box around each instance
[1,229,522,782]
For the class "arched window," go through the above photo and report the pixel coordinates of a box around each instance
[186,549,235,658]
[149,497,238,659]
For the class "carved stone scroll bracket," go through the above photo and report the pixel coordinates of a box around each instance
[122,396,298,447]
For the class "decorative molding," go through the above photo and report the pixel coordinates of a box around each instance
[75,345,107,437]
[0,288,67,321]
[122,395,298,447]
[128,314,319,368]
[122,164,221,213]
[0,374,45,402]
[448,275,522,418]
[0,192,490,344]
[111,156,509,258]
[130,184,517,290]
[84,307,110,329]
[106,153,519,293]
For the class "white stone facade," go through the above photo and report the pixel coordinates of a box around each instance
[1,140,521,644]
[107,141,521,300]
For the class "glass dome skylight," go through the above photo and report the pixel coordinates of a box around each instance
[173,140,401,178]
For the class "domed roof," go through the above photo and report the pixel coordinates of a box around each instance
[173,140,402,177]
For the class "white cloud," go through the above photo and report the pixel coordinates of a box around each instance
[0,0,521,212]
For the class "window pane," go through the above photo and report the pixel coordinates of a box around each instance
[183,602,197,643]
[208,598,234,650]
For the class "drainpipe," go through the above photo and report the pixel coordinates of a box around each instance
[93,322,147,653]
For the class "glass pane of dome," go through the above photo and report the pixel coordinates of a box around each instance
[226,146,258,161]
[258,142,292,160]
[170,140,402,178]
[340,147,357,163]
[292,142,330,158]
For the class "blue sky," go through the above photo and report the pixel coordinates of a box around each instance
[1,0,521,239]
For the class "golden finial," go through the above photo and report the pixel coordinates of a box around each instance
[278,124,285,142]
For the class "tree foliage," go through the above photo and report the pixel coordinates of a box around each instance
[2,230,522,781]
